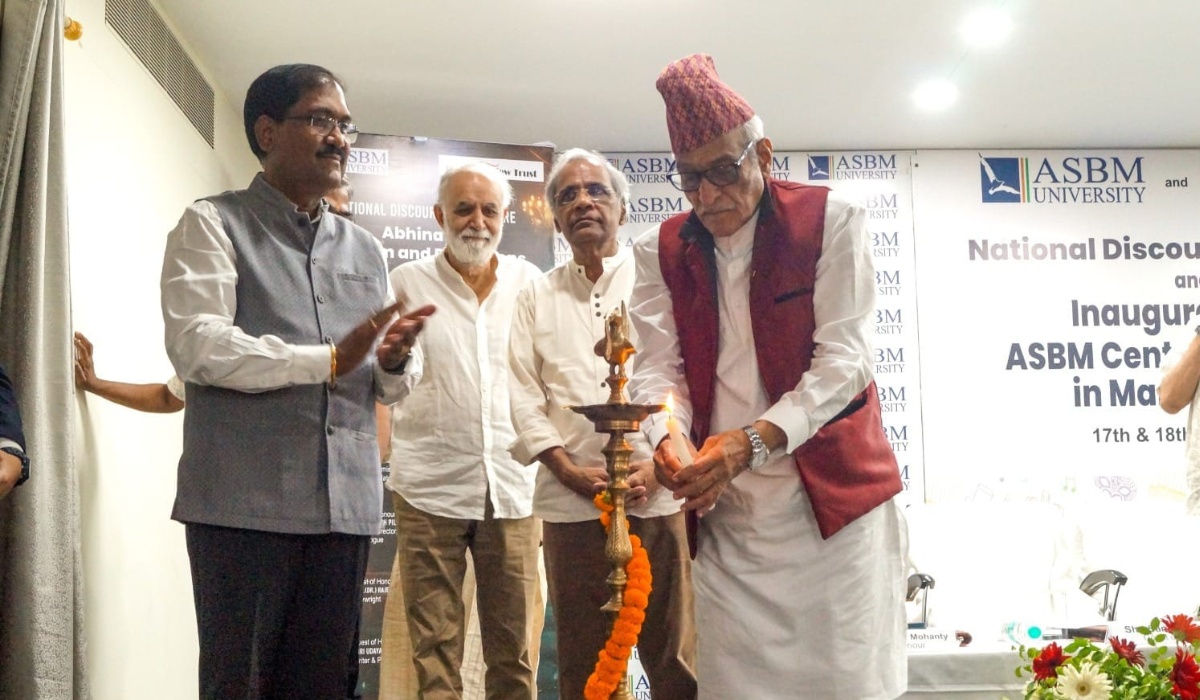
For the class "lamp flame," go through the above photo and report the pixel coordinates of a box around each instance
[665,391,675,414]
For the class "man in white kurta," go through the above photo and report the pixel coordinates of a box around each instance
[509,149,697,699]
[386,162,543,699]
[628,54,907,699]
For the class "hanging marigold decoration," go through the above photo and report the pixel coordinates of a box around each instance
[583,492,653,700]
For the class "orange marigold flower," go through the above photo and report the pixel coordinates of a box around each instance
[625,590,649,608]
[1108,637,1145,666]
[1164,614,1200,645]
[622,617,644,630]
[586,492,653,699]
[1032,642,1070,681]
[1172,646,1200,700]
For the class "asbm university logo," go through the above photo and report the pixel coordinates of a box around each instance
[348,148,389,175]
[978,153,1146,204]
[978,155,1026,203]
[806,154,897,181]
[807,155,831,180]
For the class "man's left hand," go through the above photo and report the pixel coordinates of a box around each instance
[625,459,660,508]
[0,451,22,500]
[377,304,437,371]
[669,428,753,515]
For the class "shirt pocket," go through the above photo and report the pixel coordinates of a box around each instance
[773,286,813,304]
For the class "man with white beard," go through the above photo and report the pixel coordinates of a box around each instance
[385,162,542,699]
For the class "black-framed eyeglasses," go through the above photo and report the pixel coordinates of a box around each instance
[552,182,614,208]
[666,139,757,192]
[284,114,360,144]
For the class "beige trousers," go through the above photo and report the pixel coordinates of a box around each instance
[378,493,545,699]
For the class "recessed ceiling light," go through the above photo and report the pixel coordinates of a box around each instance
[913,79,958,111]
[960,7,1014,48]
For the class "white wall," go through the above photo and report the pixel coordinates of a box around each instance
[63,0,257,697]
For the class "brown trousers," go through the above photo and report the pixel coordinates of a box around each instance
[378,511,547,700]
[543,512,697,700]
[394,494,540,700]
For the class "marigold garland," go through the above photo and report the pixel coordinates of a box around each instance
[583,492,653,700]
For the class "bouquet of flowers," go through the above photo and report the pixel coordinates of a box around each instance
[1013,613,1200,700]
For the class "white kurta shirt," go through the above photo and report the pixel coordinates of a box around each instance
[508,250,678,523]
[628,189,908,700]
[387,251,541,520]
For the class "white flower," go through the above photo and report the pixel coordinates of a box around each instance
[1054,661,1112,700]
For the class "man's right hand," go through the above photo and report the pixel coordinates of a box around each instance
[559,463,610,499]
[652,435,692,492]
[539,446,608,499]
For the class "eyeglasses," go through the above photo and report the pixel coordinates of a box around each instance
[552,182,614,208]
[284,114,360,144]
[666,139,757,192]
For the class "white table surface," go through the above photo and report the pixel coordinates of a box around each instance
[902,642,1026,699]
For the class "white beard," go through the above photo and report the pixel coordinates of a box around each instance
[445,226,501,268]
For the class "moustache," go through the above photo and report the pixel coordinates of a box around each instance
[317,146,346,162]
[455,227,491,239]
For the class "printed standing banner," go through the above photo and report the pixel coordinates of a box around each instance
[346,135,556,699]
[348,135,556,270]
[911,149,1195,506]
[599,150,925,506]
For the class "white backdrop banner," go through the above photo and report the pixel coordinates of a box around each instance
[912,149,1194,505]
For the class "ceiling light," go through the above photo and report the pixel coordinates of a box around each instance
[960,7,1014,48]
[913,80,958,111]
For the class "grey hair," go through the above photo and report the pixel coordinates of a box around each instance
[544,148,630,212]
[670,115,765,158]
[740,114,765,144]
[437,161,513,210]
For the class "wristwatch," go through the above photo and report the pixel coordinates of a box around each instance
[742,426,770,471]
[1,446,30,486]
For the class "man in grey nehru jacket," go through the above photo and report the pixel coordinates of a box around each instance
[160,63,433,699]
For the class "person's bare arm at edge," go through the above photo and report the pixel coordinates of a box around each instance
[1159,333,1200,414]
[75,332,185,413]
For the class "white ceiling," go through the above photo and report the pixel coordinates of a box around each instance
[153,0,1200,154]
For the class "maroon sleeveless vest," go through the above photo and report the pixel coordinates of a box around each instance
[658,179,901,539]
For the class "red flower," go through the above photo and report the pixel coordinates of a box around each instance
[1172,647,1200,700]
[1032,642,1070,681]
[1164,614,1200,645]
[1108,636,1145,666]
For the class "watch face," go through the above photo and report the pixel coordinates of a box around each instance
[744,427,768,469]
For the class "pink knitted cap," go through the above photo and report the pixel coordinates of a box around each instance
[656,54,755,155]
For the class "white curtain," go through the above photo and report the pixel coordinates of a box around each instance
[0,0,88,697]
